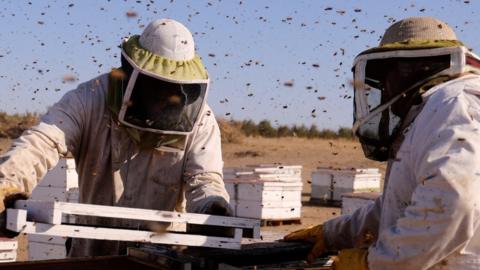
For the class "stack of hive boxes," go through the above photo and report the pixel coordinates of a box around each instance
[310,167,381,205]
[224,165,303,221]
[28,158,79,260]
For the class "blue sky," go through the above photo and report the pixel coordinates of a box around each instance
[1,0,479,129]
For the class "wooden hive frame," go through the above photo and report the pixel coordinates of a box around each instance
[7,200,261,250]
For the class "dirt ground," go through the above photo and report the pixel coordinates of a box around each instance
[0,137,385,261]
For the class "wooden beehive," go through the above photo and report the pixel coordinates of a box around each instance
[224,165,302,220]
[310,168,381,203]
[0,239,17,263]
[341,192,381,215]
[28,158,79,261]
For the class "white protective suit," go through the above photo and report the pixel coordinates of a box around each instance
[323,74,480,270]
[0,73,230,257]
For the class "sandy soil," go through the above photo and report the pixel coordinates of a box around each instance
[0,137,386,260]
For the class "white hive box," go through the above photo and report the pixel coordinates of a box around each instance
[341,192,381,215]
[224,165,302,220]
[35,158,78,189]
[29,158,79,261]
[225,165,302,183]
[311,168,381,202]
[0,238,17,263]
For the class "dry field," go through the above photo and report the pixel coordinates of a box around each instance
[0,136,385,260]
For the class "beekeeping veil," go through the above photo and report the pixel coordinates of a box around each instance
[107,19,209,150]
[120,18,209,135]
[351,16,480,161]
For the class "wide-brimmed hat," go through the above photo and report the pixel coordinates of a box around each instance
[359,16,464,55]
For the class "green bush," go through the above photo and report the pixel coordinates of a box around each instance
[308,124,320,138]
[318,129,337,139]
[337,127,355,139]
[292,125,308,137]
[223,119,357,140]
[240,120,259,137]
[276,125,292,137]
[258,120,277,137]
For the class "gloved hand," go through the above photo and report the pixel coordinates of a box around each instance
[283,224,326,263]
[198,199,233,216]
[333,248,369,270]
[0,189,29,238]
[187,198,234,237]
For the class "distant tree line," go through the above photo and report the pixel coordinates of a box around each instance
[236,119,355,139]
[0,112,355,141]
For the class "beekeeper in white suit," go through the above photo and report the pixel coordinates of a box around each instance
[0,18,231,257]
[285,16,480,270]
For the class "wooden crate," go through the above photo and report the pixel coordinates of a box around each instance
[341,192,381,215]
[310,168,381,203]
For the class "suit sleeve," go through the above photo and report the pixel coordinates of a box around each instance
[0,87,85,193]
[182,106,231,213]
[323,195,383,250]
